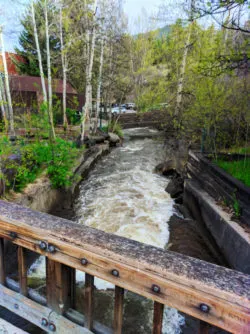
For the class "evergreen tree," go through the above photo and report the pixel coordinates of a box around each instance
[15,0,60,77]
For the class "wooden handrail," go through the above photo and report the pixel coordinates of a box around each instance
[0,200,249,333]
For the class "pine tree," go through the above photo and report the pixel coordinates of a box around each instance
[15,0,60,77]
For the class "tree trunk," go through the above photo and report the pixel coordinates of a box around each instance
[81,0,98,141]
[174,0,195,119]
[0,28,15,138]
[0,76,8,130]
[94,38,104,133]
[44,0,56,140]
[60,5,68,130]
[31,1,47,102]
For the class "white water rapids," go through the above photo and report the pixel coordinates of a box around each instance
[28,128,185,333]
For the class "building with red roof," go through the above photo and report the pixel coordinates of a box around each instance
[0,53,84,114]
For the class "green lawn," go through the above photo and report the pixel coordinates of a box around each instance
[215,158,250,187]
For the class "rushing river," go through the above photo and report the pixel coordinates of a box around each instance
[74,128,173,248]
[29,128,184,333]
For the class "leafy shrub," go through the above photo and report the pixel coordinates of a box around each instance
[102,121,123,138]
[66,108,81,125]
[0,137,82,193]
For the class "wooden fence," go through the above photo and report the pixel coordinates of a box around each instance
[0,200,249,333]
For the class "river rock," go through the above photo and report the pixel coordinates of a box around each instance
[154,159,177,176]
[108,132,120,145]
[165,175,184,198]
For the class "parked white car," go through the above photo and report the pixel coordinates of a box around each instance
[111,107,126,114]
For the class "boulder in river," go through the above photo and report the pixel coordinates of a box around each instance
[108,132,120,145]
[165,174,184,198]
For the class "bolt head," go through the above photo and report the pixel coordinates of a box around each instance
[111,269,119,277]
[39,241,47,251]
[48,322,56,332]
[41,318,48,327]
[81,258,88,266]
[200,303,210,313]
[48,244,56,253]
[14,303,19,309]
[9,232,17,239]
[152,284,161,293]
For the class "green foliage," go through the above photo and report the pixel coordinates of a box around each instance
[232,193,241,218]
[15,0,60,76]
[66,108,80,125]
[0,137,82,193]
[215,159,250,187]
[102,122,123,138]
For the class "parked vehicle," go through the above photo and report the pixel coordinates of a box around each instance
[126,103,136,110]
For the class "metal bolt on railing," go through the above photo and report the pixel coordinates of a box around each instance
[48,244,56,254]
[48,322,56,332]
[41,318,48,327]
[199,303,210,313]
[152,284,161,293]
[9,232,17,239]
[80,258,88,266]
[111,269,119,277]
[39,241,47,251]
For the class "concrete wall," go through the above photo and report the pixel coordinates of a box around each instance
[184,151,250,274]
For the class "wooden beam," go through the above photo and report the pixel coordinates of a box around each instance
[0,200,250,333]
[153,302,164,334]
[0,237,5,285]
[46,258,74,314]
[84,273,94,331]
[114,286,124,334]
[0,284,92,334]
[18,246,28,296]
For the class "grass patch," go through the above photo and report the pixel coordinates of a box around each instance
[215,158,250,187]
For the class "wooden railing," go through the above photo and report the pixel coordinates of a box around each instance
[0,200,249,333]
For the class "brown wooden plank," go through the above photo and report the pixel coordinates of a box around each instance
[114,286,124,334]
[84,273,94,331]
[46,258,74,314]
[153,302,164,334]
[18,246,28,296]
[0,284,91,334]
[0,237,5,285]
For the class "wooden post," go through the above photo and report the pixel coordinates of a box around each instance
[199,320,210,334]
[18,246,28,296]
[114,286,124,334]
[153,302,164,334]
[46,258,74,314]
[84,273,94,331]
[0,238,5,285]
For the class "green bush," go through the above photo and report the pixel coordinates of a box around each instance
[0,137,82,192]
[102,121,123,138]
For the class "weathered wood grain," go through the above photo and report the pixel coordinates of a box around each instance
[153,302,164,334]
[46,258,73,314]
[0,284,92,334]
[18,246,28,296]
[0,237,5,285]
[0,200,250,333]
[84,273,94,331]
[114,286,124,334]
